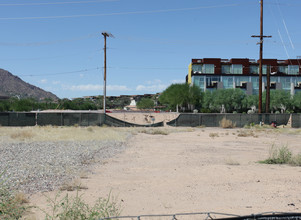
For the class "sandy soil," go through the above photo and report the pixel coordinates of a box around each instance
[107,112,179,125]
[28,127,301,219]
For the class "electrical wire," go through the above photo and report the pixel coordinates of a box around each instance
[0,33,98,47]
[0,49,101,61]
[0,3,246,20]
[276,0,295,50]
[19,67,100,77]
[0,0,118,6]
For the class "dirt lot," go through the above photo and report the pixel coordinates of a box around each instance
[107,112,179,125]
[27,126,301,219]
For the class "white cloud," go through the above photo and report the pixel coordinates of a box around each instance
[136,84,167,92]
[52,81,61,85]
[107,85,131,91]
[70,84,101,91]
[146,79,162,85]
[64,84,131,92]
[40,79,47,84]
[170,79,185,84]
[135,79,186,93]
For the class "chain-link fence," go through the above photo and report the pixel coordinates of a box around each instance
[167,113,292,128]
[98,212,301,220]
[1,112,301,127]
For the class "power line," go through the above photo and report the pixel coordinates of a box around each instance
[19,67,100,77]
[0,0,118,6]
[0,49,101,61]
[276,0,295,50]
[0,33,98,47]
[0,3,247,20]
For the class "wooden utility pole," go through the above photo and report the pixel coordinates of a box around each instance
[252,0,271,113]
[101,32,113,115]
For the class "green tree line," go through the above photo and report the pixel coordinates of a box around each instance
[0,96,131,112]
[158,83,301,113]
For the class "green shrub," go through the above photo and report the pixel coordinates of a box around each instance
[260,145,292,164]
[43,191,121,220]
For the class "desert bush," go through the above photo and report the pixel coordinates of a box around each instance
[0,171,27,219]
[209,133,219,138]
[43,191,121,220]
[138,128,169,135]
[225,158,240,166]
[237,130,258,138]
[86,127,94,132]
[260,145,292,164]
[289,153,301,166]
[219,117,236,128]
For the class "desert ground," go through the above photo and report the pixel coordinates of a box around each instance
[107,112,179,125]
[17,124,301,219]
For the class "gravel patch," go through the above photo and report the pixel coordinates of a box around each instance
[0,140,127,194]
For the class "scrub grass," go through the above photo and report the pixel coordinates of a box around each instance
[138,128,170,135]
[260,145,293,165]
[0,126,131,143]
[237,130,258,138]
[0,171,28,219]
[209,132,219,138]
[41,191,121,220]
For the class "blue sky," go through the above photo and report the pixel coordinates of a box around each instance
[0,0,300,99]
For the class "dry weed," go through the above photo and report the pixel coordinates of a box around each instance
[237,130,258,138]
[225,158,240,166]
[0,126,130,143]
[10,130,34,140]
[79,171,89,179]
[60,179,88,191]
[138,128,169,135]
[14,192,29,204]
[209,133,219,138]
[219,117,236,128]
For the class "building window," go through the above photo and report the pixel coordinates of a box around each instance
[221,65,231,74]
[280,77,291,90]
[199,76,205,90]
[203,64,215,74]
[192,64,202,73]
[262,65,268,75]
[288,65,299,75]
[278,66,288,74]
[222,76,233,89]
[231,64,243,74]
[251,76,259,91]
[206,76,220,86]
[249,65,259,74]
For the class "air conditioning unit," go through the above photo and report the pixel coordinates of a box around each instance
[297,82,301,87]
[211,81,218,86]
[240,81,248,86]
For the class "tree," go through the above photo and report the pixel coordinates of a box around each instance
[136,98,154,110]
[159,83,202,112]
[267,90,292,113]
[202,89,246,113]
[293,92,301,112]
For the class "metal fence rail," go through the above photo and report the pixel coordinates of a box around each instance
[98,212,301,220]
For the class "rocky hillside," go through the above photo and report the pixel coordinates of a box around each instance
[0,68,58,100]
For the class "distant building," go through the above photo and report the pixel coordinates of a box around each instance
[186,58,301,95]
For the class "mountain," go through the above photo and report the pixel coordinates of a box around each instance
[0,68,59,100]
